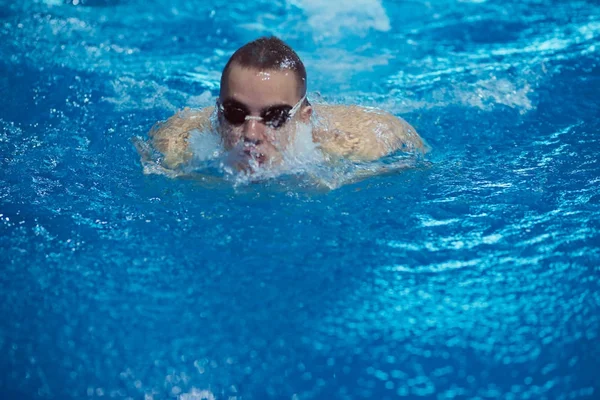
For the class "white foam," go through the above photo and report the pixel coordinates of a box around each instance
[103,77,179,112]
[215,122,328,187]
[290,0,391,38]
[281,122,326,170]
[188,129,223,162]
[178,388,216,400]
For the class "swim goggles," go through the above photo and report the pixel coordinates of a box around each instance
[217,95,306,129]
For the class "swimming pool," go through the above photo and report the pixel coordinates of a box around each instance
[1,0,599,398]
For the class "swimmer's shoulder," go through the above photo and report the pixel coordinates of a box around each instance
[149,106,214,169]
[312,104,428,160]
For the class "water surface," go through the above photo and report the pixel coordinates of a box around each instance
[1,0,599,399]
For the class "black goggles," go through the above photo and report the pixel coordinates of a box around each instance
[217,95,306,129]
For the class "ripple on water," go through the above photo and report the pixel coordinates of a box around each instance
[1,0,600,398]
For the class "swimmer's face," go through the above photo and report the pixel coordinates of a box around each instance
[218,63,312,168]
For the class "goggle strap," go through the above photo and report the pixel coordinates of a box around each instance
[289,95,307,117]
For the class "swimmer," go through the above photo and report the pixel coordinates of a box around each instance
[147,36,427,172]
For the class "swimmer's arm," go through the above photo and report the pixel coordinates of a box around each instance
[149,107,215,169]
[313,105,428,161]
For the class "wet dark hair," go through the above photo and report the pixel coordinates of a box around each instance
[220,36,307,98]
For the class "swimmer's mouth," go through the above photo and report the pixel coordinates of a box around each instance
[243,147,267,164]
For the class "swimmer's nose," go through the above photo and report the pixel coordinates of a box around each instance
[242,119,265,144]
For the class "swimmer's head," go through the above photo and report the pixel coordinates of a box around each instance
[217,37,312,169]
[220,36,307,99]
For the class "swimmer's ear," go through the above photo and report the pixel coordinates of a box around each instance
[300,105,312,123]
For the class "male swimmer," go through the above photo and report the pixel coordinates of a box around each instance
[147,36,426,173]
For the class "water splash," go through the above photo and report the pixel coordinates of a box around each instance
[134,119,426,191]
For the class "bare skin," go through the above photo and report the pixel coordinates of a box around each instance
[147,64,427,171]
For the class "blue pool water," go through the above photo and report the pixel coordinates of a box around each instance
[1,0,600,399]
